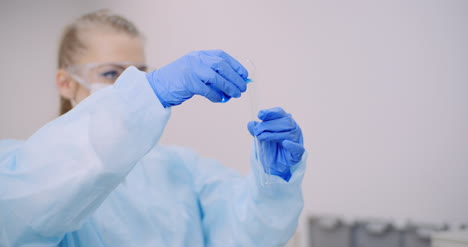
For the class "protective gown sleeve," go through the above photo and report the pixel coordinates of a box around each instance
[0,67,170,247]
[179,146,307,247]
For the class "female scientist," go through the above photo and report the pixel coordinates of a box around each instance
[0,10,306,247]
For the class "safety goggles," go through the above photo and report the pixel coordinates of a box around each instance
[66,62,150,86]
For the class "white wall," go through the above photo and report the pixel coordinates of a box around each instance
[1,0,467,246]
[0,0,100,139]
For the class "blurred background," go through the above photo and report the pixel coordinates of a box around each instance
[1,0,467,246]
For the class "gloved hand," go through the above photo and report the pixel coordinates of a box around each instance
[146,50,248,107]
[248,107,305,182]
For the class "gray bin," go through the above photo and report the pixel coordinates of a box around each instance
[402,222,448,247]
[353,219,402,247]
[308,216,353,247]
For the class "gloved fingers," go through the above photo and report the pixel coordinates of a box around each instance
[256,127,301,142]
[209,73,242,98]
[282,140,305,164]
[257,107,289,121]
[201,50,249,80]
[190,80,224,102]
[210,60,247,93]
[247,121,259,136]
[198,52,247,93]
[195,65,242,98]
[251,116,296,135]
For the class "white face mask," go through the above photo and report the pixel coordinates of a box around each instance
[90,82,112,94]
[70,75,112,106]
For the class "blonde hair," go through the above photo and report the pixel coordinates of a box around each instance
[57,9,142,115]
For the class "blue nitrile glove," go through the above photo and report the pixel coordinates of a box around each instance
[146,50,248,107]
[248,107,305,182]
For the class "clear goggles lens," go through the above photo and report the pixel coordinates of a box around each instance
[67,62,150,85]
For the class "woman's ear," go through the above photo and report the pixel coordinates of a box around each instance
[56,69,78,100]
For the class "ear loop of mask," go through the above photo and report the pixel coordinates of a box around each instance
[70,73,91,89]
[69,74,89,107]
[69,73,111,106]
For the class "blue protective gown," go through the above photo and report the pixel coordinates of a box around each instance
[0,67,306,247]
